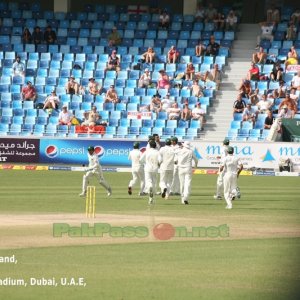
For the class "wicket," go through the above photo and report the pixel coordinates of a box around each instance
[86,186,96,218]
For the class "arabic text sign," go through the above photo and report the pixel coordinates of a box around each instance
[0,139,39,162]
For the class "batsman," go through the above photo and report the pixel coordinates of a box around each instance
[79,146,112,197]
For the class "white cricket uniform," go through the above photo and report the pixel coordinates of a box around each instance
[170,143,180,194]
[128,149,145,194]
[159,145,175,196]
[140,148,161,196]
[177,147,198,203]
[216,145,229,197]
[82,152,111,194]
[221,155,242,208]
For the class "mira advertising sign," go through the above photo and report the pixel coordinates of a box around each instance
[39,139,147,166]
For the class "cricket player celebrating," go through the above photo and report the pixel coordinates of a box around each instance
[79,146,112,197]
[176,141,198,205]
[219,146,243,209]
[170,136,181,195]
[140,140,162,204]
[159,138,175,199]
[214,139,230,200]
[128,142,145,196]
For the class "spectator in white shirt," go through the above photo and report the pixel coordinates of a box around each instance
[58,104,73,126]
[257,94,273,113]
[43,90,60,110]
[192,102,206,130]
[256,22,275,49]
[291,71,300,90]
[159,10,170,29]
[12,56,25,77]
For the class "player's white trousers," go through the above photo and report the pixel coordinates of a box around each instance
[223,173,237,207]
[82,169,110,193]
[129,167,145,193]
[216,170,225,197]
[178,167,192,202]
[171,165,180,193]
[159,169,173,194]
[144,171,158,194]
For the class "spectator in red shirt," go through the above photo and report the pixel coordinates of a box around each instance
[21,81,37,102]
[167,46,179,63]
[247,62,260,81]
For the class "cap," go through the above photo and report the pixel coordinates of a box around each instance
[27,81,32,85]
[182,141,192,149]
[51,90,56,93]
[62,104,68,108]
[87,146,95,152]
[89,77,95,81]
[282,105,288,109]
[133,142,140,149]
[70,75,75,79]
[171,136,178,143]
[223,139,230,145]
[196,102,201,105]
[227,146,234,154]
[145,68,149,72]
[165,138,171,145]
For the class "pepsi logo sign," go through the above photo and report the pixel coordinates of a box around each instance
[45,145,58,158]
[94,146,105,157]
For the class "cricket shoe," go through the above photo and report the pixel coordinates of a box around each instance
[161,188,167,198]
[107,188,112,197]
[79,192,86,197]
[213,195,222,200]
[128,186,132,195]
[184,201,189,205]
[225,205,232,209]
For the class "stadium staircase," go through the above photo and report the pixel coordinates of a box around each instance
[203,24,260,141]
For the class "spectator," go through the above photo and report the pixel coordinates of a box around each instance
[195,40,206,57]
[185,63,196,80]
[12,56,25,77]
[205,35,220,56]
[270,63,283,81]
[278,96,297,117]
[225,10,238,31]
[181,102,192,121]
[58,104,73,127]
[157,70,171,90]
[233,93,246,115]
[191,102,206,130]
[22,27,32,44]
[167,46,179,63]
[107,27,122,47]
[291,71,300,90]
[206,64,222,89]
[105,85,119,104]
[257,94,273,113]
[291,9,300,25]
[213,12,225,30]
[78,85,86,95]
[289,88,299,103]
[266,5,280,23]
[32,26,43,45]
[142,47,156,64]
[252,47,267,64]
[249,88,260,105]
[88,78,101,95]
[239,79,252,98]
[44,25,57,44]
[159,10,170,29]
[247,62,260,81]
[190,80,204,98]
[195,3,206,22]
[284,47,298,69]
[256,22,274,49]
[105,50,120,73]
[276,80,287,97]
[65,76,80,95]
[21,81,37,102]
[138,68,152,88]
[286,22,297,40]
[43,90,60,110]
[264,109,274,129]
[167,102,181,120]
[205,3,217,23]
[277,104,293,119]
[161,93,174,111]
[150,93,162,113]
[81,106,103,126]
[242,103,258,125]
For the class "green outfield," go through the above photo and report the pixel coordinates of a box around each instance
[0,170,299,300]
